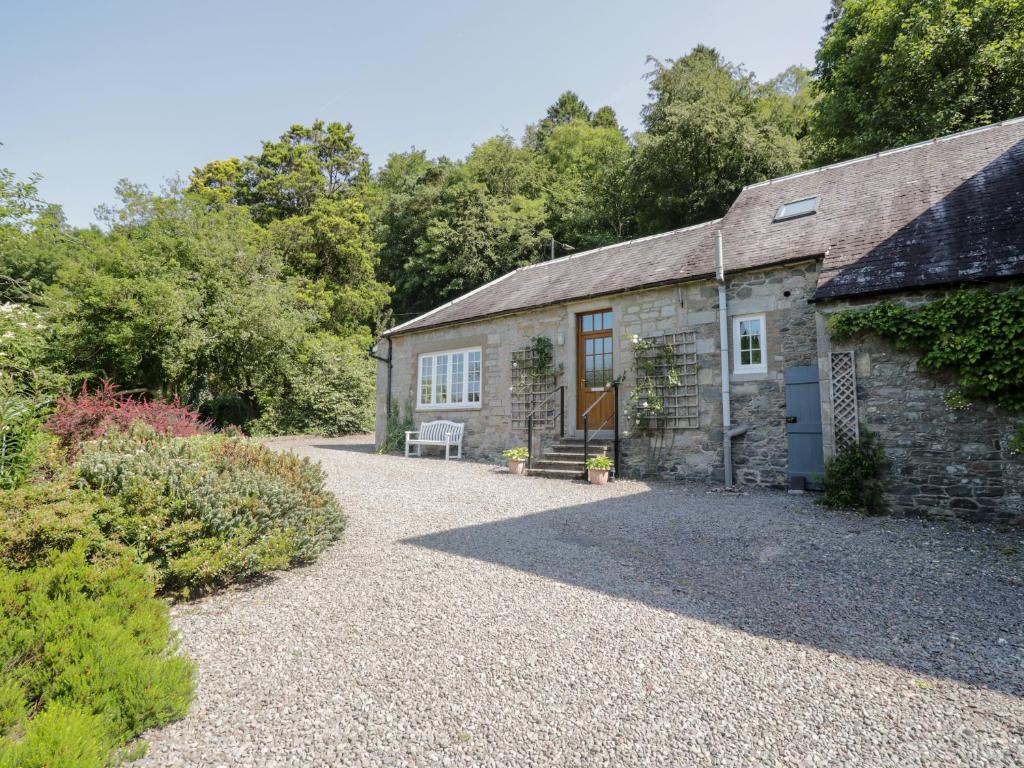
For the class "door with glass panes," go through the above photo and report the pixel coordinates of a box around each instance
[576,309,615,430]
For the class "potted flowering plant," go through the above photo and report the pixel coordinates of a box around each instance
[502,447,529,475]
[585,454,613,485]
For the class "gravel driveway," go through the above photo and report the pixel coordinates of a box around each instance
[135,435,1024,767]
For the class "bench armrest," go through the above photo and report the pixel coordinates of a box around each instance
[405,431,418,439]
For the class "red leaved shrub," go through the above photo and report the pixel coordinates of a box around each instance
[46,381,211,454]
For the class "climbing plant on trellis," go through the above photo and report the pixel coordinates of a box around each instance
[511,336,562,431]
[628,330,699,434]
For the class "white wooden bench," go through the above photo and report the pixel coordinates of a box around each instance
[405,420,465,460]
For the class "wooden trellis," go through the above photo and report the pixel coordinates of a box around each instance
[830,351,859,448]
[510,343,559,431]
[633,330,699,431]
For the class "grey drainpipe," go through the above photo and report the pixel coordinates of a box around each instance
[369,336,394,424]
[716,230,747,488]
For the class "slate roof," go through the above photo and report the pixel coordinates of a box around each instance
[387,117,1024,336]
[722,116,1024,301]
[386,221,719,335]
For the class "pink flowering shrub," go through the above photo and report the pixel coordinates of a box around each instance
[46,381,211,454]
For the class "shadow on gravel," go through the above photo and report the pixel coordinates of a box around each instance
[404,490,1024,697]
[311,442,377,455]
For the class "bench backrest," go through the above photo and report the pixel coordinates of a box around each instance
[419,420,464,442]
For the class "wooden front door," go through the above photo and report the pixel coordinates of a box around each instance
[576,309,615,430]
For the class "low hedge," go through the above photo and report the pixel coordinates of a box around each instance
[0,545,194,768]
[75,427,345,598]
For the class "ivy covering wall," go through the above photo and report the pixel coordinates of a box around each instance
[828,287,1024,453]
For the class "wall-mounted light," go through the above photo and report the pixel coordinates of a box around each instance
[557,333,565,346]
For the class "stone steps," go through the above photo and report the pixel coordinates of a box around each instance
[527,439,614,480]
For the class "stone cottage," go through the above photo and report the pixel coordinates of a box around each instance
[375,118,1024,521]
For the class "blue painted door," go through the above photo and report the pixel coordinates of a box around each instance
[784,365,825,489]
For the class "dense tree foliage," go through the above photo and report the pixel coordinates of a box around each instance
[632,47,805,232]
[2,129,385,434]
[810,0,1024,162]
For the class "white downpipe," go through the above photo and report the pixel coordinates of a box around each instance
[716,230,740,488]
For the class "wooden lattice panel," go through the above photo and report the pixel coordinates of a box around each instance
[830,351,859,448]
[510,344,559,431]
[634,330,699,430]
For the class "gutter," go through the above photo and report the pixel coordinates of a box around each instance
[368,336,393,426]
[716,230,748,489]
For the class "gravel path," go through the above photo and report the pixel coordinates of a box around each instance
[135,435,1024,767]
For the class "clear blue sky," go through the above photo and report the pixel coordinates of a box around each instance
[2,0,828,226]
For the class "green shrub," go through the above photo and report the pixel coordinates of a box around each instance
[0,483,122,570]
[502,447,529,461]
[821,429,888,515]
[0,378,45,491]
[198,390,256,431]
[0,545,194,768]
[0,303,65,396]
[75,427,345,598]
[251,335,375,436]
[585,454,613,470]
[377,402,413,454]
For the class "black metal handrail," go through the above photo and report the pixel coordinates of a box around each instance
[582,382,621,481]
[525,385,565,471]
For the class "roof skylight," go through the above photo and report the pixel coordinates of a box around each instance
[774,195,820,222]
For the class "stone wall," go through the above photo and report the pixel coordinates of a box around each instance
[616,261,821,487]
[376,260,822,488]
[818,289,1024,523]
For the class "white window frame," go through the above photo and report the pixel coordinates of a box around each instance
[732,314,768,375]
[417,347,483,410]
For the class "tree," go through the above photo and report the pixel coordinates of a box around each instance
[527,91,597,147]
[631,47,803,233]
[368,150,447,318]
[189,120,369,223]
[464,135,547,198]
[758,65,816,140]
[810,0,1024,162]
[542,120,635,247]
[400,173,549,312]
[0,204,82,302]
[545,90,593,126]
[591,105,624,132]
[45,186,310,407]
[268,197,390,335]
[187,120,388,334]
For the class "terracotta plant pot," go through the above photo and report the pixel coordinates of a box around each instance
[588,468,610,485]
[508,458,526,475]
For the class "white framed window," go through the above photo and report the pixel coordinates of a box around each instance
[733,314,767,374]
[417,348,482,409]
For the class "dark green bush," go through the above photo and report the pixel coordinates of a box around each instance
[821,429,888,515]
[250,335,374,436]
[198,390,257,430]
[75,427,345,598]
[0,545,194,768]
